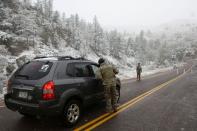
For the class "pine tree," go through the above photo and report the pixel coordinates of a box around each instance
[52,10,60,23]
[91,16,104,53]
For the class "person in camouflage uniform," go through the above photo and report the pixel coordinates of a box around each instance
[96,58,119,112]
[136,63,142,81]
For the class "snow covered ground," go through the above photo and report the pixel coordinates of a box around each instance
[117,66,171,80]
[0,82,5,99]
[0,0,194,99]
[0,93,3,99]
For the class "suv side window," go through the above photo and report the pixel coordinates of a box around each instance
[66,63,93,77]
[75,64,90,77]
[88,64,99,77]
[66,63,76,77]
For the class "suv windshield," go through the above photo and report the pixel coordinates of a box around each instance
[15,61,53,80]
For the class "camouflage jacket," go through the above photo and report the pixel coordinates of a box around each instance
[96,63,119,85]
[136,65,142,73]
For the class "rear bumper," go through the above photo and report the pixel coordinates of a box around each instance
[4,93,63,116]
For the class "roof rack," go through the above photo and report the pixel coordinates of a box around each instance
[34,56,58,59]
[58,56,87,60]
[58,56,75,60]
[34,56,88,61]
[34,56,48,59]
[74,57,87,60]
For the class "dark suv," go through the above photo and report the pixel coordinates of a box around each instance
[4,56,121,126]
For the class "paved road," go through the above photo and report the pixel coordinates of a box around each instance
[95,63,197,131]
[0,62,193,131]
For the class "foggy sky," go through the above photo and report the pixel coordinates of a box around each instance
[53,0,197,29]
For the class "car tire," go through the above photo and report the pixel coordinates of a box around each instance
[62,99,81,127]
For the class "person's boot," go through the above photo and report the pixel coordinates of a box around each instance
[106,107,113,113]
[113,108,118,112]
[113,105,118,112]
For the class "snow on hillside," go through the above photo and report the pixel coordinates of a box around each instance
[158,19,197,32]
[150,19,197,39]
[0,0,196,97]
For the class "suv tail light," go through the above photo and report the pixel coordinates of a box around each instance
[42,81,55,100]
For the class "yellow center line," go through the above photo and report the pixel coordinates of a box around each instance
[84,71,188,131]
[74,81,162,131]
[85,87,163,131]
[74,68,190,131]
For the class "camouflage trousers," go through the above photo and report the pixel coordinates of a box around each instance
[137,73,141,81]
[104,84,118,112]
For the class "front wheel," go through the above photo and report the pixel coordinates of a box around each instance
[62,100,81,127]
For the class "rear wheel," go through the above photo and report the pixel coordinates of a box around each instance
[62,99,81,127]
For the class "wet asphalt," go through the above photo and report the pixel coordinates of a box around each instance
[95,62,197,131]
[0,61,194,131]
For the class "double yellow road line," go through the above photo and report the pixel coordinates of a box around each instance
[74,68,190,131]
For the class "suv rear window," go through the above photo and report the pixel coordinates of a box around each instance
[15,61,53,80]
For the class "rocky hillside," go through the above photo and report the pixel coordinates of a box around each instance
[0,0,196,94]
